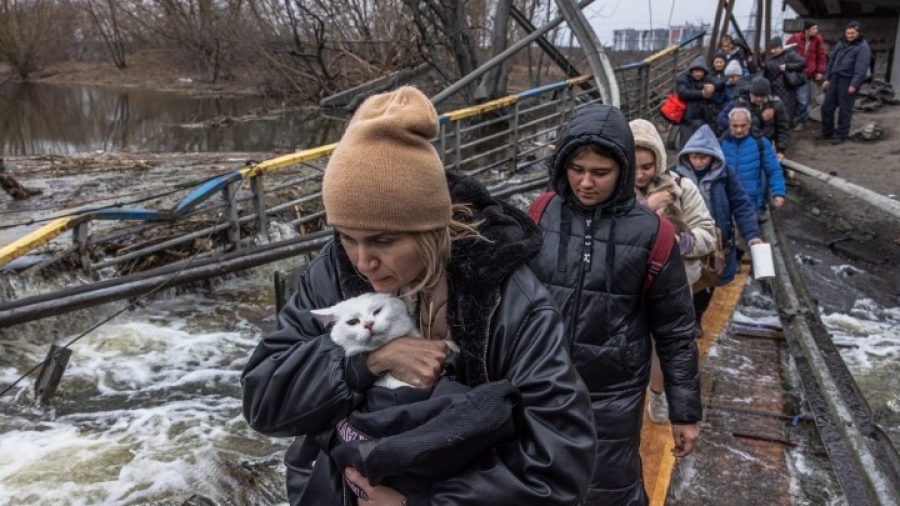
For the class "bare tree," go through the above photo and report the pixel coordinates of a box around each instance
[402,0,481,99]
[80,0,129,69]
[119,0,246,83]
[0,0,61,79]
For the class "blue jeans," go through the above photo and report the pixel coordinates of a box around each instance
[794,81,810,124]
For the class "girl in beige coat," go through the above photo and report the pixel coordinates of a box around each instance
[629,119,717,424]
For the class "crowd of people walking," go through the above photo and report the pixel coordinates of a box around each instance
[236,17,876,506]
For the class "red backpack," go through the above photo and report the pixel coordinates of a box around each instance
[527,191,675,295]
[659,93,687,124]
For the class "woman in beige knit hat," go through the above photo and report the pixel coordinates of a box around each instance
[629,119,717,426]
[242,86,596,506]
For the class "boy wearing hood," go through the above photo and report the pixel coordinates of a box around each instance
[671,124,762,329]
[529,105,701,506]
[675,56,721,149]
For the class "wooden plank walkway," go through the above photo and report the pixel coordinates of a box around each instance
[641,267,751,505]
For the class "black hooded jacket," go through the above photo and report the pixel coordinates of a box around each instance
[528,105,700,504]
[242,172,596,506]
[527,105,701,503]
[675,56,720,123]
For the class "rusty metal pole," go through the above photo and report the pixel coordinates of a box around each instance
[508,102,520,174]
[764,0,772,60]
[722,0,737,53]
[754,0,764,62]
[222,182,241,251]
[708,0,727,63]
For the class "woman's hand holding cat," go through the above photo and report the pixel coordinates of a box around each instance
[366,337,450,388]
[345,468,406,505]
[646,191,674,212]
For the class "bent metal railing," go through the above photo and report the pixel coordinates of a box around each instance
[0,32,705,279]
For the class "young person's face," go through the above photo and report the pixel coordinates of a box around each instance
[691,69,706,81]
[727,74,741,85]
[566,150,621,207]
[713,58,726,72]
[769,46,783,56]
[689,153,713,171]
[845,27,859,42]
[807,25,819,37]
[634,149,656,190]
[337,228,425,293]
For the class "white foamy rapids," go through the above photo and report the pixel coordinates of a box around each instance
[0,278,290,505]
[820,298,900,370]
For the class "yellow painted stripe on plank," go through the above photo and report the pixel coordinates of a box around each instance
[644,44,680,65]
[566,75,591,86]
[444,96,519,122]
[240,143,340,178]
[0,217,78,266]
[645,265,750,505]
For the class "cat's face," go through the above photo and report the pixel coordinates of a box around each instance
[311,293,417,356]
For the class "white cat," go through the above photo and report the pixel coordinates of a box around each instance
[311,293,423,389]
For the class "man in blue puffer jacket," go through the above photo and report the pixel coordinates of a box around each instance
[719,107,786,219]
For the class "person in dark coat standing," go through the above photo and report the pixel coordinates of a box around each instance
[763,36,807,124]
[821,21,872,144]
[528,104,702,506]
[786,19,827,129]
[675,56,721,149]
[242,86,597,506]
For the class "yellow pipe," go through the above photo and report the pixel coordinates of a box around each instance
[644,44,680,65]
[240,143,339,178]
[0,217,78,267]
[445,96,519,121]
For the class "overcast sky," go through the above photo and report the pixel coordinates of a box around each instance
[582,0,799,44]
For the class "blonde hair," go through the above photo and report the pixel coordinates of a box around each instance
[406,204,484,298]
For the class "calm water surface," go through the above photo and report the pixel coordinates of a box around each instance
[0,83,346,155]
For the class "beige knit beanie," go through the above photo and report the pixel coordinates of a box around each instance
[322,86,451,232]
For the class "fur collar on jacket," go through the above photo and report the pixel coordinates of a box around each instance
[332,171,542,386]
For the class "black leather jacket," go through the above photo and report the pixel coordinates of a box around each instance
[242,172,596,506]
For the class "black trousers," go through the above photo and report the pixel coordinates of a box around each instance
[693,287,716,324]
[821,76,856,140]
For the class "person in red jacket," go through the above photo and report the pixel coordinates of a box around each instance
[786,19,826,130]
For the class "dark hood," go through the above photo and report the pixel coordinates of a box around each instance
[687,56,708,74]
[548,104,636,212]
[444,171,542,286]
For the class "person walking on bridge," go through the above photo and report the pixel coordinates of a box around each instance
[720,107,786,220]
[786,19,826,130]
[529,104,702,506]
[820,21,872,145]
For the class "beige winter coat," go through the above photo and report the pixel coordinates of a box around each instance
[630,119,717,286]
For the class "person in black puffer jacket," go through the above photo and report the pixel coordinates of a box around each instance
[675,56,721,149]
[528,104,702,506]
[763,36,807,124]
[242,86,596,506]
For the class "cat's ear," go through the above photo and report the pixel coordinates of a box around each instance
[310,307,336,326]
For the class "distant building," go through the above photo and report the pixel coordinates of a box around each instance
[612,28,670,52]
[613,23,711,52]
[668,22,711,46]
